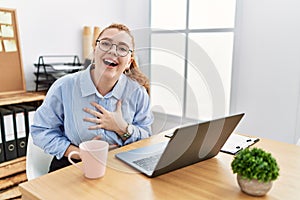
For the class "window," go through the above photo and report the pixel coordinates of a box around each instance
[150,0,236,120]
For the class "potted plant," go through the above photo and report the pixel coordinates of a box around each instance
[231,147,280,196]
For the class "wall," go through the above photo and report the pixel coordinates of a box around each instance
[231,0,300,143]
[0,0,150,90]
[3,0,300,144]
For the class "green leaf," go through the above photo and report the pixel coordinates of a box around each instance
[231,147,280,182]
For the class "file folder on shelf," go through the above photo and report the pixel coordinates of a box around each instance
[0,132,4,163]
[5,105,27,157]
[0,107,18,161]
[16,104,36,139]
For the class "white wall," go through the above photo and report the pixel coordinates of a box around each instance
[0,0,149,90]
[231,0,300,144]
[4,0,300,144]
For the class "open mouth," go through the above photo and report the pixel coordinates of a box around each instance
[103,59,118,67]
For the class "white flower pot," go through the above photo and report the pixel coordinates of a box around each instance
[237,174,272,196]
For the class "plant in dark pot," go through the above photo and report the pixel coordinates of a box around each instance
[231,147,280,196]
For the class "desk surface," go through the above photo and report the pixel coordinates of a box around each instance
[20,132,300,200]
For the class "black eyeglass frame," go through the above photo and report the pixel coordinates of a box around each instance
[96,39,133,57]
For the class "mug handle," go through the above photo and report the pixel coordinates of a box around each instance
[68,151,83,171]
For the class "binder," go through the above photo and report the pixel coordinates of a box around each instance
[0,130,4,163]
[5,105,27,157]
[0,107,18,161]
[15,105,36,139]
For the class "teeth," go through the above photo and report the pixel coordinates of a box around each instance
[103,59,118,67]
[105,60,114,64]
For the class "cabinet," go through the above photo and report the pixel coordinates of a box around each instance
[0,92,45,199]
[34,55,84,91]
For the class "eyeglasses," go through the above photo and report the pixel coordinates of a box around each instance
[96,39,133,57]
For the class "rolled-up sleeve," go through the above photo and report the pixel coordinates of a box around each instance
[124,87,153,145]
[31,81,71,159]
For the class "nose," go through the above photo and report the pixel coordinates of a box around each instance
[107,44,118,56]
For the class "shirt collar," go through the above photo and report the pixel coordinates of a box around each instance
[80,65,96,97]
[79,65,127,100]
[111,73,127,100]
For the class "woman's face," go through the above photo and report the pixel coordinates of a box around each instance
[94,28,133,81]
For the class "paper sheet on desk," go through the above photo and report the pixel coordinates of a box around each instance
[221,134,259,155]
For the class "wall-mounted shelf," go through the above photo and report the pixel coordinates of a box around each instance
[0,91,45,106]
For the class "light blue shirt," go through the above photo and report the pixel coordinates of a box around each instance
[31,66,153,159]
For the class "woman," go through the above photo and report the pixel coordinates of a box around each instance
[31,23,153,172]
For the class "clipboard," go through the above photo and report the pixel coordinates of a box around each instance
[221,134,260,155]
[165,132,259,155]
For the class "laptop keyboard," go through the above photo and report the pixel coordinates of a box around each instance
[133,154,161,172]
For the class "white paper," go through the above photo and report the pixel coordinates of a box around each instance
[16,113,26,138]
[3,39,17,52]
[52,65,84,71]
[28,111,36,131]
[4,115,15,141]
[0,11,12,24]
[1,25,14,37]
[221,134,259,155]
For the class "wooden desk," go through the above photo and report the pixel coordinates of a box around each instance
[19,133,300,200]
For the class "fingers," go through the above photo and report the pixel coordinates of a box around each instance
[109,144,119,151]
[91,102,107,114]
[83,101,124,133]
[91,136,119,151]
[83,107,103,118]
[92,135,102,140]
[116,100,122,112]
[84,101,121,116]
[88,124,103,130]
[83,116,99,123]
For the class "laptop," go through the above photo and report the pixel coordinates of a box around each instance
[115,113,245,178]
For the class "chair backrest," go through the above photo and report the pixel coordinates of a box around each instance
[26,134,53,180]
[297,138,300,146]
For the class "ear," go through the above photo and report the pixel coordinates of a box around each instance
[129,56,133,65]
[125,57,133,70]
[91,48,95,59]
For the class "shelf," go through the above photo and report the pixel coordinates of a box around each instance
[0,156,26,199]
[0,92,45,106]
[0,157,26,179]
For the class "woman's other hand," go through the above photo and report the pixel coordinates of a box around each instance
[92,135,119,150]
